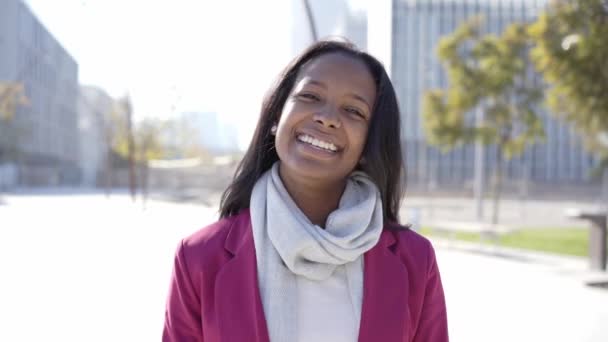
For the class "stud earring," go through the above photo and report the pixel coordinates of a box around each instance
[271,124,277,135]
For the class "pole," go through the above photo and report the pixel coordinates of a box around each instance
[302,0,318,42]
[474,105,485,221]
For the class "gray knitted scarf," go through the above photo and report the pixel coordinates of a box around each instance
[250,162,383,342]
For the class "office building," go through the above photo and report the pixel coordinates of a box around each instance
[0,0,79,185]
[78,85,113,187]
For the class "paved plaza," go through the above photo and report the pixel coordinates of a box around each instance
[1,191,607,341]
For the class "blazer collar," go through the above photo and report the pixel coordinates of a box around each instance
[358,228,411,342]
[216,211,409,342]
[215,209,270,342]
[223,209,252,255]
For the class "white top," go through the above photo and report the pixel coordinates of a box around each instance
[296,265,359,342]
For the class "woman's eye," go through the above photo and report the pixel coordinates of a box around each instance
[297,93,320,101]
[345,107,365,118]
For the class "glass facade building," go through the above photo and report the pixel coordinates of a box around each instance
[390,0,597,190]
[0,0,79,185]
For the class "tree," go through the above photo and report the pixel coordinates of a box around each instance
[162,118,211,160]
[106,96,137,201]
[528,0,608,205]
[134,118,166,207]
[0,82,29,172]
[422,18,545,224]
[0,83,28,121]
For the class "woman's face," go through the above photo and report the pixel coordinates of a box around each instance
[274,52,377,185]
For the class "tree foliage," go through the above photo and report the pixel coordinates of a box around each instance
[135,118,167,162]
[528,0,608,159]
[105,98,168,164]
[0,83,29,162]
[423,18,545,158]
[0,82,28,121]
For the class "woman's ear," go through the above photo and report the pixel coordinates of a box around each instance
[271,124,278,135]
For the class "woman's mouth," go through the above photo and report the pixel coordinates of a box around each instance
[296,134,338,153]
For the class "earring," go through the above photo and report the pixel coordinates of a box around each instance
[271,124,277,135]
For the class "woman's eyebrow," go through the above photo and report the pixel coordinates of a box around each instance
[303,79,327,89]
[348,93,371,111]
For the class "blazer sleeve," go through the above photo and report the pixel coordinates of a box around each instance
[163,240,204,342]
[413,243,449,342]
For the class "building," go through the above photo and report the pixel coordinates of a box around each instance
[380,0,598,191]
[0,0,80,186]
[78,85,113,187]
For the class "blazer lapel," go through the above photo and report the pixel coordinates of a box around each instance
[215,212,270,342]
[359,230,411,342]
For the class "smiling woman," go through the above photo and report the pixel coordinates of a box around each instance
[162,40,449,342]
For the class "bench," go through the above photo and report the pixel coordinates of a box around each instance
[565,208,607,271]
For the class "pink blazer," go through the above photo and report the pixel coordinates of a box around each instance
[163,209,448,342]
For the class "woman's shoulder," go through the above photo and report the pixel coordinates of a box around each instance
[391,225,433,250]
[179,209,251,258]
[385,224,438,269]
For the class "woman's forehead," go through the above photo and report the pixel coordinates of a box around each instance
[297,52,371,79]
[293,53,376,98]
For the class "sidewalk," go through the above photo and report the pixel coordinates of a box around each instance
[433,239,608,342]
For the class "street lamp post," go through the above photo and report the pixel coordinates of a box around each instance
[302,0,318,42]
[474,105,485,221]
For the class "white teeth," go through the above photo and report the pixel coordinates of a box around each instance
[297,134,337,152]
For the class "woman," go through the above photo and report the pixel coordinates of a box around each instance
[163,40,448,342]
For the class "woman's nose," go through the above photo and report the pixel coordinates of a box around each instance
[312,105,342,129]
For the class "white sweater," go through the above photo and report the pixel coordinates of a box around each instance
[296,265,359,342]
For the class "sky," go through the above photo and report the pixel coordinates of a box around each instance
[24,0,296,149]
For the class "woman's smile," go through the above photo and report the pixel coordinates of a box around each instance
[296,133,338,152]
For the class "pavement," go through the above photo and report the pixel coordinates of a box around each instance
[1,190,607,341]
[399,195,603,229]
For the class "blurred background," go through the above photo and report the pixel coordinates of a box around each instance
[1,0,607,341]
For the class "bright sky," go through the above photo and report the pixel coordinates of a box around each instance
[24,0,295,148]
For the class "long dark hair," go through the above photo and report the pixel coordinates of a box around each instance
[219,39,406,224]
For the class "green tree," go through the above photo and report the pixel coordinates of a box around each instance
[135,118,167,206]
[422,18,545,224]
[0,83,29,167]
[104,97,172,202]
[162,118,211,160]
[528,0,608,204]
[105,96,137,201]
[0,83,28,121]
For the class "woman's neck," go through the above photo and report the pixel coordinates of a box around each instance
[278,165,347,228]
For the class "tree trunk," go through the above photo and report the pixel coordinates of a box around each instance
[104,148,112,198]
[141,161,149,210]
[126,103,136,202]
[491,146,504,225]
[602,167,608,213]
